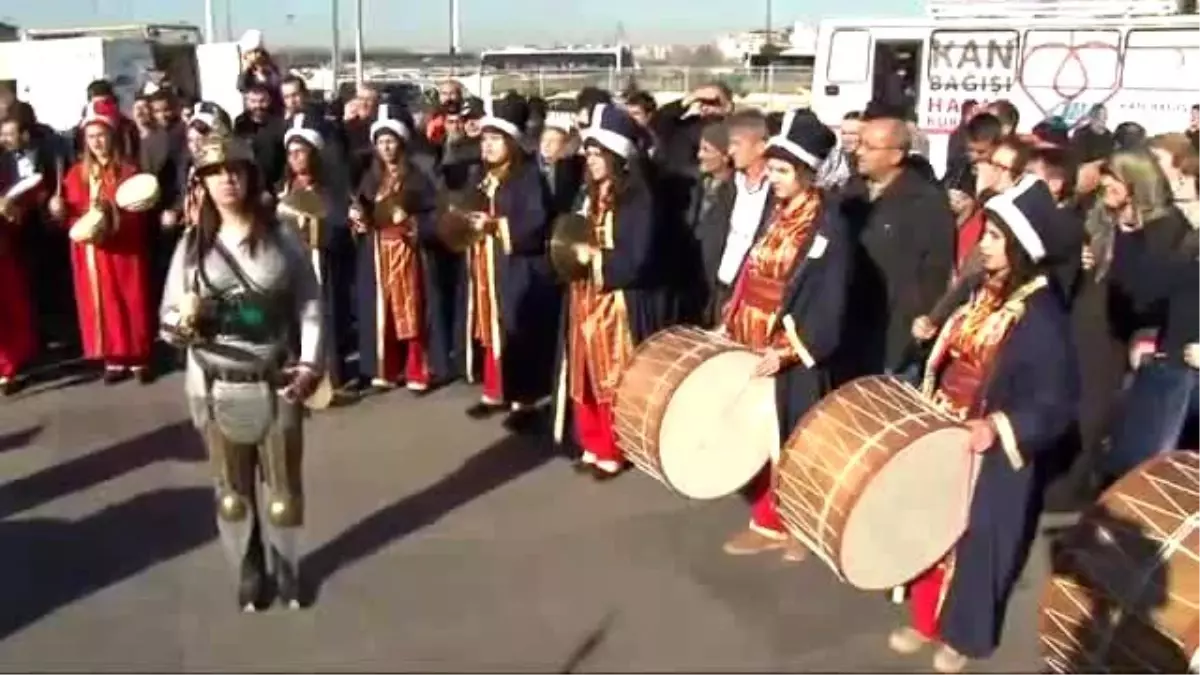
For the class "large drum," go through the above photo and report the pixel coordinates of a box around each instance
[775,375,975,590]
[612,325,777,499]
[1039,450,1199,674]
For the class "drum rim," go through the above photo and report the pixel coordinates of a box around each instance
[777,374,967,580]
[612,325,748,487]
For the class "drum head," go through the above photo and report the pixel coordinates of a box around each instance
[657,350,776,499]
[114,173,160,212]
[4,172,43,200]
[69,209,105,243]
[839,426,974,590]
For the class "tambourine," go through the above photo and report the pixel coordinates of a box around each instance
[114,173,161,212]
[3,173,44,200]
[68,207,109,243]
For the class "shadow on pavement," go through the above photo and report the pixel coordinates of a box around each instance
[0,421,203,520]
[0,486,216,641]
[0,425,41,455]
[1039,502,1179,673]
[303,429,557,601]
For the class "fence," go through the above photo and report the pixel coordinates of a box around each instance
[480,65,814,102]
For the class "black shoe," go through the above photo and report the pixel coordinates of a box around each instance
[102,368,129,385]
[134,368,155,385]
[502,408,542,434]
[274,557,302,610]
[466,401,504,419]
[238,556,266,612]
[0,378,22,397]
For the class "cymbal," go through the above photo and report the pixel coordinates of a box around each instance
[277,187,327,221]
[435,188,488,253]
[549,213,592,282]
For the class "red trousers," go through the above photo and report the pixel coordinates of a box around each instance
[481,345,503,403]
[0,254,35,379]
[380,338,430,387]
[746,467,786,535]
[908,562,948,639]
[573,370,622,463]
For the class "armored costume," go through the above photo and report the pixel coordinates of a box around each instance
[160,133,325,611]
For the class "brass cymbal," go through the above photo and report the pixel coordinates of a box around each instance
[372,192,407,229]
[549,212,592,282]
[435,188,488,253]
[277,187,327,221]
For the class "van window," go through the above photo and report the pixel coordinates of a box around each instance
[1122,28,1200,92]
[1021,30,1121,92]
[826,29,870,83]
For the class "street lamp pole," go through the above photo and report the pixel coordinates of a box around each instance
[331,0,342,96]
[353,0,364,85]
[203,0,216,43]
[449,0,461,55]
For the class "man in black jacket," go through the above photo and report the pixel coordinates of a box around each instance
[234,82,286,192]
[837,115,956,384]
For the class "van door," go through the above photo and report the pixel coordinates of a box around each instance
[810,25,873,125]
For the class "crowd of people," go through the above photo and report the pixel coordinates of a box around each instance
[0,31,1197,671]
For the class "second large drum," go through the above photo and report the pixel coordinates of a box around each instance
[775,375,975,590]
[612,325,778,499]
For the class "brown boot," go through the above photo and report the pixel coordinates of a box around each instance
[722,529,787,556]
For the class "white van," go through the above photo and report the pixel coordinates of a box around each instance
[809,10,1200,175]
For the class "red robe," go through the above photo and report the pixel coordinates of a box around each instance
[61,161,153,366]
[0,176,37,379]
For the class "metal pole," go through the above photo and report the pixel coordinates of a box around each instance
[765,0,773,45]
[450,0,461,55]
[204,0,216,43]
[331,0,342,98]
[353,0,364,86]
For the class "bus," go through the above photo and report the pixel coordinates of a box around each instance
[478,46,637,73]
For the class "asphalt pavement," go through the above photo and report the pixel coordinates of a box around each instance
[0,368,1055,672]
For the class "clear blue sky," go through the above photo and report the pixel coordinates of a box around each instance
[3,0,918,49]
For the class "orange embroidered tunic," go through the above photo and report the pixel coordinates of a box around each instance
[725,188,822,354]
[468,171,502,351]
[372,168,422,341]
[567,186,635,405]
[924,277,1046,420]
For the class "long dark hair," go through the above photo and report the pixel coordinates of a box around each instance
[986,212,1043,300]
[189,161,276,263]
[582,142,645,211]
[281,139,326,192]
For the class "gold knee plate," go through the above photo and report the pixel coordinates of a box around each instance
[217,491,250,521]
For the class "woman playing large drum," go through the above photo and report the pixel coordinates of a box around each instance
[551,104,659,479]
[889,175,1079,673]
[718,110,851,559]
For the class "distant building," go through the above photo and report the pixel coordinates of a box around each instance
[715,29,787,61]
[715,23,818,61]
[0,22,18,41]
[631,44,671,62]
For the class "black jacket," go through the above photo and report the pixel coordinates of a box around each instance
[837,166,957,376]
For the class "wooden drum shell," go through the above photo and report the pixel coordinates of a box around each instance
[775,375,974,590]
[1039,450,1199,674]
[612,325,777,500]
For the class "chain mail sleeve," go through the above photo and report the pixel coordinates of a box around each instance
[279,226,325,371]
[158,232,193,343]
